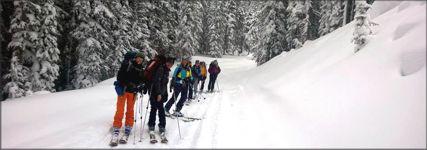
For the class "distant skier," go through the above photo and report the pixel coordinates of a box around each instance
[111,52,145,146]
[165,58,191,117]
[199,61,207,92]
[191,60,202,97]
[208,60,221,92]
[147,55,175,136]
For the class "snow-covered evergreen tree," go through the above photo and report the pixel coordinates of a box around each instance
[253,1,288,65]
[307,0,321,40]
[175,1,199,59]
[198,0,211,55]
[4,0,42,98]
[245,1,263,56]
[232,0,247,55]
[286,0,310,50]
[352,1,372,53]
[106,0,134,77]
[209,1,225,58]
[224,0,236,55]
[71,0,112,89]
[147,0,176,56]
[132,0,156,60]
[34,0,60,92]
[318,0,345,36]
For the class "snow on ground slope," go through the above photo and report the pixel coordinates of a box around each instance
[1,55,256,148]
[223,1,425,148]
[1,1,425,148]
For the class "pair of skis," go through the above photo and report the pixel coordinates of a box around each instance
[165,114,202,122]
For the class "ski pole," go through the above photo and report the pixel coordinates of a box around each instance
[140,92,146,142]
[140,85,153,142]
[133,92,139,145]
[172,86,182,139]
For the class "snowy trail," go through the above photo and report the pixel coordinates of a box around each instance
[1,55,257,148]
[2,2,425,148]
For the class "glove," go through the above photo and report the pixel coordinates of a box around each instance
[136,84,145,93]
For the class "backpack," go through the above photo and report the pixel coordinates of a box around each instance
[123,51,138,72]
[143,56,162,85]
[123,51,137,64]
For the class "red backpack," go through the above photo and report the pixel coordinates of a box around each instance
[143,56,162,85]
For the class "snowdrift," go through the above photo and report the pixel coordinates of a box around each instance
[1,1,425,149]
[235,1,426,148]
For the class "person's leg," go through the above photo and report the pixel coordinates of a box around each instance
[124,92,136,128]
[193,78,199,97]
[147,96,157,131]
[200,78,205,91]
[208,75,214,91]
[176,85,188,112]
[113,94,126,129]
[165,86,179,112]
[211,75,218,91]
[188,82,193,99]
[158,97,166,132]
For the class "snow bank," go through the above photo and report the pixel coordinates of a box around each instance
[236,1,426,148]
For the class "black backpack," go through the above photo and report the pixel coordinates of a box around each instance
[122,51,138,72]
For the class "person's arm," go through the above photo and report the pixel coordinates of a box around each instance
[153,66,164,96]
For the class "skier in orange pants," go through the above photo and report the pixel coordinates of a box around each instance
[111,52,145,146]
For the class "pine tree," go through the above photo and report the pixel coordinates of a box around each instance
[198,0,211,55]
[131,0,156,60]
[4,0,42,98]
[106,0,134,77]
[224,0,236,55]
[286,0,310,50]
[307,0,321,40]
[352,1,372,53]
[147,0,176,56]
[232,0,246,55]
[34,0,60,92]
[175,1,199,59]
[245,1,263,56]
[253,1,288,65]
[318,0,345,36]
[71,0,113,89]
[209,1,224,58]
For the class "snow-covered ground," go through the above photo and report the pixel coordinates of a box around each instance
[2,1,425,148]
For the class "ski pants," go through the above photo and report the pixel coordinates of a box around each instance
[208,74,218,91]
[148,94,167,129]
[165,83,187,113]
[188,81,193,99]
[200,77,206,91]
[113,92,136,129]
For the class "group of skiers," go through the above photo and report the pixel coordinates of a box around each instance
[110,52,221,146]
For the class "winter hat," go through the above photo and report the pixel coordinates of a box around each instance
[135,52,144,58]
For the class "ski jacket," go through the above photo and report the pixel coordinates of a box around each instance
[151,64,170,97]
[208,64,221,75]
[200,64,207,78]
[172,64,192,84]
[192,65,201,79]
[117,61,145,92]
